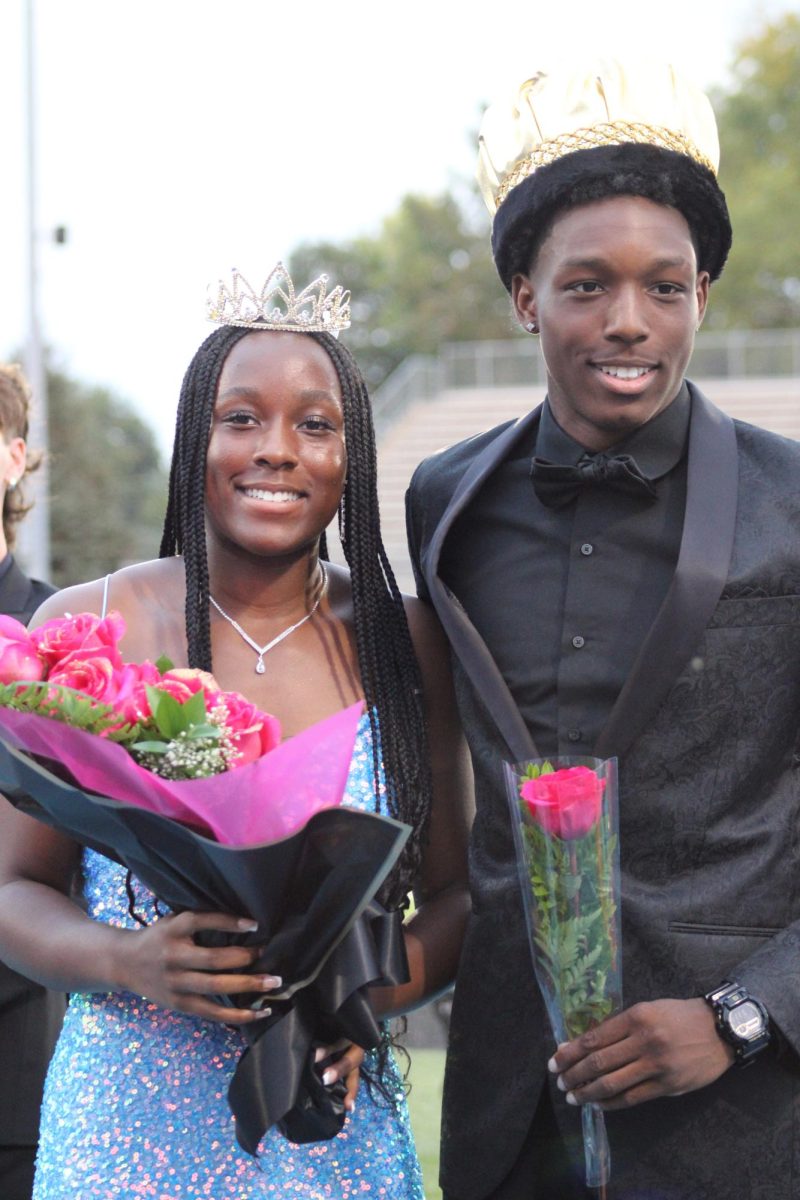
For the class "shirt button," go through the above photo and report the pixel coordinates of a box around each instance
[572,635,585,649]
[567,729,582,743]
[580,543,594,556]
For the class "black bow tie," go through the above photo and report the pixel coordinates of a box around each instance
[530,452,658,509]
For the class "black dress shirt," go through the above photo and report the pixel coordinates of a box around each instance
[439,385,691,757]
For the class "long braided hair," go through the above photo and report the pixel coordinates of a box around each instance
[160,325,432,907]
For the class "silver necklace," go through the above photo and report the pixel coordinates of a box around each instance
[209,563,328,675]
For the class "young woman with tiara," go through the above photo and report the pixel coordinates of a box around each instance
[0,265,472,1199]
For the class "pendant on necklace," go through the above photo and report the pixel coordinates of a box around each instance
[209,562,329,678]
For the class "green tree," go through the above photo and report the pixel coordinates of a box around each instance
[46,365,167,588]
[709,12,800,328]
[290,190,513,387]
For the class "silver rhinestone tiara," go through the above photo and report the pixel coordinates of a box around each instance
[207,263,351,336]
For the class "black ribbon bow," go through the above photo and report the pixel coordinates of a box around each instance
[530,452,657,508]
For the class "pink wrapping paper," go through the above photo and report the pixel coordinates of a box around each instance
[0,701,364,846]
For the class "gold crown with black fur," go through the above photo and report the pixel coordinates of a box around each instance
[478,57,721,214]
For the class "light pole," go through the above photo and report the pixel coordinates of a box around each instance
[20,0,51,581]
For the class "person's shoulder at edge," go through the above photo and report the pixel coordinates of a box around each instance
[408,415,522,499]
[727,410,800,522]
[27,557,182,629]
[689,379,800,467]
[25,575,57,600]
[730,414,800,464]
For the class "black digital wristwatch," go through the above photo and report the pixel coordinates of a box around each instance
[703,980,771,1065]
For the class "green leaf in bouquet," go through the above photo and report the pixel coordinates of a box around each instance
[183,723,222,742]
[519,760,555,783]
[554,920,580,966]
[563,874,583,901]
[101,721,144,744]
[145,686,208,739]
[0,681,139,740]
[154,655,174,674]
[576,941,603,976]
[130,739,171,755]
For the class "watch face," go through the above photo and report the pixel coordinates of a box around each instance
[730,1000,765,1040]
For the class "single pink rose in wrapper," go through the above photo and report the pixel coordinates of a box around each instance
[0,616,44,685]
[32,611,125,670]
[521,765,605,840]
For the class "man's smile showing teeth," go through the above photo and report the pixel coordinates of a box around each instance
[242,487,303,502]
[596,365,653,380]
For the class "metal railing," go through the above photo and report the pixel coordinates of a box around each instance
[372,328,800,432]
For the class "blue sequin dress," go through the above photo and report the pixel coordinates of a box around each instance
[33,715,424,1199]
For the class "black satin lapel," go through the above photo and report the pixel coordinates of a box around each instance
[424,410,541,763]
[595,386,739,760]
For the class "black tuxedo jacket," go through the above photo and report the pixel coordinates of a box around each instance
[0,558,65,1147]
[406,384,800,1199]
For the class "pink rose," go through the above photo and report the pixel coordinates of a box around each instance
[521,766,605,840]
[108,660,163,725]
[0,615,45,684]
[47,649,120,705]
[214,690,282,765]
[163,668,220,693]
[32,611,125,671]
[156,671,207,706]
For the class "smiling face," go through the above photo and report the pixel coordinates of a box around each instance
[204,331,346,564]
[512,195,709,451]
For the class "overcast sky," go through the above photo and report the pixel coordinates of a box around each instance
[1,0,795,459]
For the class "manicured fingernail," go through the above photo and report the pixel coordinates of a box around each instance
[314,1047,326,1063]
[556,1075,567,1092]
[260,975,282,989]
[547,1056,558,1073]
[566,1092,578,1106]
[322,1068,337,1086]
[345,1099,356,1114]
[238,919,259,931]
[254,1006,272,1019]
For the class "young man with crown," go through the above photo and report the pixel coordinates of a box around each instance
[406,58,800,1200]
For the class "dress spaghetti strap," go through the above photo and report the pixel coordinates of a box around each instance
[100,574,111,619]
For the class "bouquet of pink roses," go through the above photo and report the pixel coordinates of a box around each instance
[0,607,282,782]
[0,610,411,1154]
[0,609,368,844]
